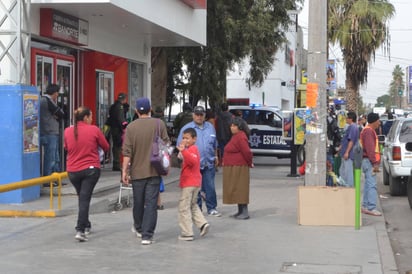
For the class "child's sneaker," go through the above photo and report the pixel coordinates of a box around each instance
[178,235,194,241]
[200,223,210,237]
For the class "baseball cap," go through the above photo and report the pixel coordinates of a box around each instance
[193,106,205,115]
[136,97,151,112]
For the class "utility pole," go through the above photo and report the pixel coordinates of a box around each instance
[305,0,327,185]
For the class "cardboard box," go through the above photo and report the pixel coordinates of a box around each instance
[298,186,358,226]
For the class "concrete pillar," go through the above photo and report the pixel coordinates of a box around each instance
[305,0,327,185]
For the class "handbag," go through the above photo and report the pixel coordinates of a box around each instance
[150,119,170,175]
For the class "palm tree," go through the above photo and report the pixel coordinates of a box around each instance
[389,65,405,109]
[328,0,395,111]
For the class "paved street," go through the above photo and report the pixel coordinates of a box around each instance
[0,158,399,274]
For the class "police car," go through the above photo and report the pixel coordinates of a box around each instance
[228,105,291,158]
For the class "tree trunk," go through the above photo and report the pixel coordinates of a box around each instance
[151,48,167,110]
[345,78,358,112]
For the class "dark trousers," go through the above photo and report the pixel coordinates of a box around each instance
[111,127,122,169]
[68,168,101,233]
[131,177,160,240]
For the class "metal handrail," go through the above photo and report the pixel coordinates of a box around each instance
[0,172,68,210]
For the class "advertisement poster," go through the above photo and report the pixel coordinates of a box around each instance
[23,94,39,153]
[294,108,306,145]
[326,59,337,93]
[282,110,293,141]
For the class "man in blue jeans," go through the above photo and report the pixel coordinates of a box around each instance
[360,113,382,216]
[40,84,64,184]
[177,105,221,217]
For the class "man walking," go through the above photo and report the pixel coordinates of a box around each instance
[177,106,221,217]
[122,97,170,245]
[107,93,127,171]
[216,102,233,163]
[339,111,359,187]
[360,113,382,216]
[40,84,65,182]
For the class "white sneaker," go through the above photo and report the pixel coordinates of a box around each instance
[208,209,222,217]
[75,232,88,242]
[131,226,142,238]
[84,227,91,236]
[141,239,153,245]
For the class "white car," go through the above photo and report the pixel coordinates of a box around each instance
[382,117,412,196]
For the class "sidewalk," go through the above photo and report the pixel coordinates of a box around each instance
[0,164,399,274]
[0,166,181,217]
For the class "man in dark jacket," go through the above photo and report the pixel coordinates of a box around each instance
[216,103,233,162]
[107,93,127,171]
[174,103,193,136]
[40,84,65,182]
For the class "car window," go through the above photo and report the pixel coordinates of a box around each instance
[387,120,397,142]
[399,120,412,142]
[229,108,282,128]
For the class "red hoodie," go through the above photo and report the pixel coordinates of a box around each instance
[179,145,202,188]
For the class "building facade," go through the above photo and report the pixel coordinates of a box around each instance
[0,0,206,202]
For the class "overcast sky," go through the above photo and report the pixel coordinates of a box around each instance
[299,0,412,106]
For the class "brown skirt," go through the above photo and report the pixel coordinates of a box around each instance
[222,165,250,204]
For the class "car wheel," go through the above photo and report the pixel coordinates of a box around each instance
[389,174,407,196]
[407,177,412,209]
[382,166,389,186]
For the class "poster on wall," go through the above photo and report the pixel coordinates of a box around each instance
[294,108,306,145]
[23,94,39,153]
[282,110,293,141]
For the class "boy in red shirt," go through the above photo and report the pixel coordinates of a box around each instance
[177,127,210,241]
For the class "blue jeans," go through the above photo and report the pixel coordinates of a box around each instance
[362,158,377,210]
[131,177,160,240]
[40,135,60,176]
[339,158,354,187]
[198,166,218,213]
[68,167,101,233]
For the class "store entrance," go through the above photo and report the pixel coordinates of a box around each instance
[31,48,74,174]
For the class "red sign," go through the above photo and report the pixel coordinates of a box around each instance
[40,8,89,46]
[180,0,206,9]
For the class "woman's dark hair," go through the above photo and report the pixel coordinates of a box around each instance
[73,106,91,140]
[232,117,250,137]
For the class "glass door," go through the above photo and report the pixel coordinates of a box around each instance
[96,71,114,130]
[57,59,74,171]
[36,55,54,95]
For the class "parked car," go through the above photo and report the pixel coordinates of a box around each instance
[228,105,298,161]
[405,142,412,209]
[382,117,412,196]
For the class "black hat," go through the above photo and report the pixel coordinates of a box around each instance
[367,113,379,124]
[46,84,60,95]
[194,106,205,115]
[118,93,127,100]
